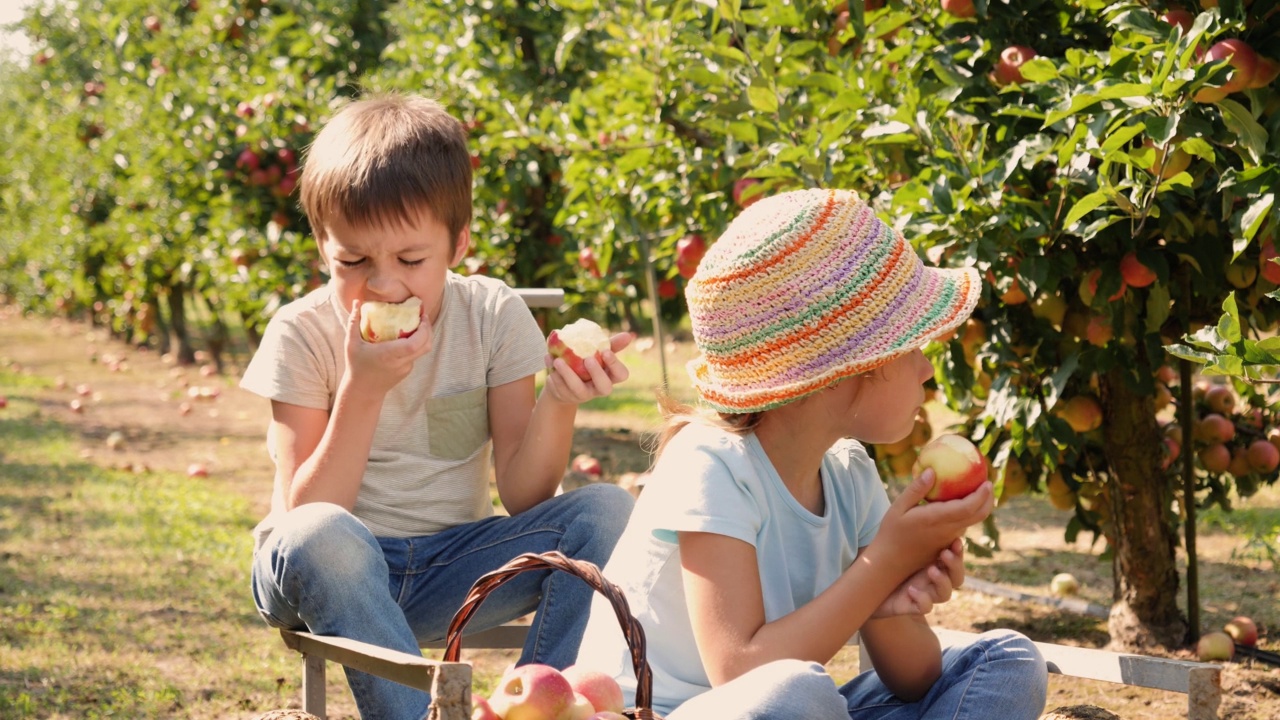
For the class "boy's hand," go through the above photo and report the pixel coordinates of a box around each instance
[542,332,634,404]
[867,469,993,578]
[342,300,433,396]
[870,538,965,618]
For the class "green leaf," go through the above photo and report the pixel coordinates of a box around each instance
[1101,123,1146,155]
[1217,292,1242,345]
[1145,283,1171,335]
[1063,190,1109,227]
[1218,98,1269,165]
[1239,194,1275,244]
[747,86,778,114]
[1018,58,1058,83]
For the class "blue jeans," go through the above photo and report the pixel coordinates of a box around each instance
[664,630,1048,720]
[251,484,634,720]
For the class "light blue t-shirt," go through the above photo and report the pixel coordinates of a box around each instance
[576,422,891,716]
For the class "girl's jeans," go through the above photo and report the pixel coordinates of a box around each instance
[665,629,1049,720]
[251,484,634,720]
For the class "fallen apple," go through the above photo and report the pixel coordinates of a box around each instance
[912,434,988,502]
[570,454,603,477]
[562,665,625,715]
[359,297,422,343]
[548,319,611,382]
[0,396,7,409]
[187,463,209,478]
[489,664,575,720]
[1224,616,1258,646]
[1049,572,1079,597]
[1197,631,1235,662]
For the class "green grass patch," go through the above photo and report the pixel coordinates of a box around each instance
[0,400,301,718]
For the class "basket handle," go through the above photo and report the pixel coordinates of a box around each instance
[442,551,657,718]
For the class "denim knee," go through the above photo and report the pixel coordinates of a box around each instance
[766,659,840,697]
[976,629,1049,697]
[564,483,634,547]
[267,503,385,595]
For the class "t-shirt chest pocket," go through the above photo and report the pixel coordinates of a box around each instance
[426,387,489,460]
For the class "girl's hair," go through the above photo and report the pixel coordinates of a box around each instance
[648,389,764,459]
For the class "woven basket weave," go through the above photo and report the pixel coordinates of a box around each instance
[442,551,664,720]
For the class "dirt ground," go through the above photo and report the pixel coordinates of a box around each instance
[3,307,1279,720]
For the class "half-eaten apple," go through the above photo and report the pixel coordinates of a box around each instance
[548,319,610,381]
[360,297,422,343]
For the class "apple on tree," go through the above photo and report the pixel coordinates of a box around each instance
[912,434,988,502]
[548,319,611,382]
[489,663,575,720]
[993,45,1037,87]
[359,297,423,343]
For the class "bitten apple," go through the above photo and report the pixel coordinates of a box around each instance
[360,297,422,343]
[562,665,625,715]
[548,319,611,381]
[912,434,988,502]
[1224,616,1258,646]
[489,664,575,720]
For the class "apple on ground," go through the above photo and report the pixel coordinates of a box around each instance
[912,434,988,502]
[1224,616,1258,646]
[359,297,422,343]
[548,319,611,382]
[1197,631,1235,662]
[570,454,603,477]
[1049,572,1079,597]
[187,463,209,478]
[489,664,575,720]
[0,396,7,409]
[471,695,500,720]
[562,665,625,715]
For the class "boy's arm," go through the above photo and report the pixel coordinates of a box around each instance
[488,376,577,515]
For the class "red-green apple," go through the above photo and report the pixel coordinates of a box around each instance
[187,463,209,478]
[732,178,763,208]
[359,297,422,343]
[1197,631,1235,661]
[1119,252,1156,288]
[1194,39,1258,102]
[1247,440,1279,473]
[571,454,603,477]
[676,234,707,280]
[1055,395,1103,433]
[912,434,988,502]
[1049,572,1079,597]
[489,664,575,720]
[566,693,596,720]
[0,396,7,409]
[1161,9,1195,32]
[1247,56,1280,89]
[588,714,628,720]
[1204,385,1235,414]
[548,319,611,381]
[471,695,500,720]
[942,0,976,19]
[562,666,625,715]
[1260,242,1280,284]
[1224,616,1258,646]
[993,45,1037,87]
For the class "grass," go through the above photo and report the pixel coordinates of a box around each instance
[0,389,297,719]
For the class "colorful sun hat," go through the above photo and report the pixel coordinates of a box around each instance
[685,188,981,414]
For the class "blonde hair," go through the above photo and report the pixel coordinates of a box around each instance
[647,390,765,459]
[300,94,472,248]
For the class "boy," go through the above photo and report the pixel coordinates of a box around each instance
[241,94,635,720]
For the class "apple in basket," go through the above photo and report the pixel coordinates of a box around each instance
[912,434,988,502]
[359,297,422,343]
[471,696,500,720]
[587,714,627,720]
[562,665,625,715]
[488,663,575,720]
[548,319,610,381]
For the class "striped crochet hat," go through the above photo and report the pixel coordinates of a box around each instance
[685,188,981,414]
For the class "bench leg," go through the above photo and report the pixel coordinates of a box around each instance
[303,653,327,719]
[1186,667,1221,720]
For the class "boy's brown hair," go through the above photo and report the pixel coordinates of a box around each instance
[299,94,473,249]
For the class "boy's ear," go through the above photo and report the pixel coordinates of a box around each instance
[450,228,472,268]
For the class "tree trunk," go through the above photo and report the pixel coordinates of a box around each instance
[165,282,197,365]
[1099,364,1188,651]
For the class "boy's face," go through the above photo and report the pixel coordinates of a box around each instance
[317,205,470,324]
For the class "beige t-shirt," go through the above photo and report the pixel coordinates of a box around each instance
[240,272,548,540]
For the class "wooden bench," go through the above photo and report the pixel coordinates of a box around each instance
[281,622,1223,720]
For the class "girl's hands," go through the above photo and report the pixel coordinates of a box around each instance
[866,468,993,580]
[341,300,433,397]
[542,332,634,404]
[870,538,966,618]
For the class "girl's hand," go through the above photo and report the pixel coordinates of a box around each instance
[542,332,634,404]
[867,469,993,577]
[341,300,433,397]
[870,539,966,618]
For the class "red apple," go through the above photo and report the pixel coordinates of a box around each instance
[566,693,595,720]
[471,696,501,720]
[732,177,763,208]
[1197,631,1235,661]
[1049,572,1079,597]
[1224,616,1258,646]
[1161,9,1195,33]
[359,297,422,343]
[942,0,976,18]
[912,434,988,502]
[69,399,84,414]
[578,247,601,278]
[1198,444,1231,474]
[236,101,256,119]
[657,278,678,300]
[676,234,707,279]
[1246,440,1279,473]
[993,45,1037,87]
[187,463,209,478]
[489,664,575,720]
[1248,56,1280,89]
[588,714,628,720]
[1196,413,1235,443]
[144,15,162,32]
[548,319,611,381]
[1194,39,1258,102]
[1204,385,1235,414]
[1260,242,1280,284]
[562,666,625,715]
[570,454,603,477]
[1056,395,1103,433]
[1119,252,1157,288]
[0,396,6,409]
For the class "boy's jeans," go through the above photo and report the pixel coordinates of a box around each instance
[664,629,1049,720]
[251,484,634,720]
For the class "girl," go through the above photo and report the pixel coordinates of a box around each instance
[577,188,1048,719]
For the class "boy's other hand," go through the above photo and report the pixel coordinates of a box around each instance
[342,300,433,396]
[543,332,634,404]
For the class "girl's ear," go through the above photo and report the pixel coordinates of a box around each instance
[450,227,472,267]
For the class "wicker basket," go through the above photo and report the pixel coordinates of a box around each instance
[442,551,664,720]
